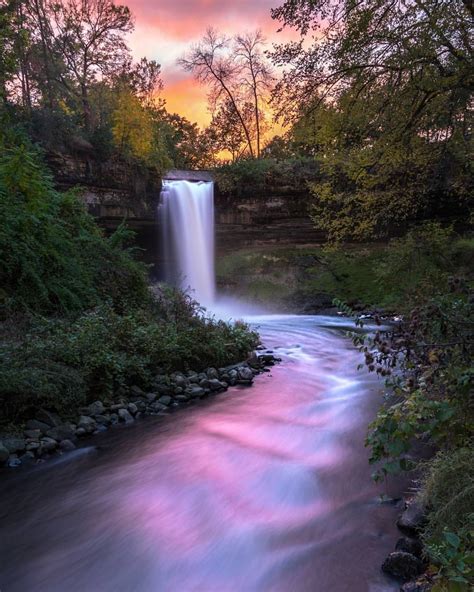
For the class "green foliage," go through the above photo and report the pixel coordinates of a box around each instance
[215,157,319,196]
[0,133,149,315]
[0,292,259,421]
[363,288,473,481]
[273,0,473,240]
[421,449,474,589]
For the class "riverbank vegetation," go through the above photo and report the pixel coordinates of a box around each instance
[0,127,258,425]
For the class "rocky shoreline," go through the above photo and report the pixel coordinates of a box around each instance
[0,349,280,470]
[384,499,434,592]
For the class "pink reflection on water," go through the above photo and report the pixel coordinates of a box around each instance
[0,316,403,592]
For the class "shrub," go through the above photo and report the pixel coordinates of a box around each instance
[0,132,149,315]
[421,448,474,589]
[0,290,259,421]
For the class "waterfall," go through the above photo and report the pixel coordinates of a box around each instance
[160,180,215,306]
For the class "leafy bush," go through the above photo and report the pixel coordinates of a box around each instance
[0,131,149,315]
[360,287,473,480]
[0,290,259,421]
[215,157,319,196]
[421,448,474,589]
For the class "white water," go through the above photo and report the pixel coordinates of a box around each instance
[160,180,215,306]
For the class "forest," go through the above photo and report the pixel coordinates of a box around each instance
[0,1,473,591]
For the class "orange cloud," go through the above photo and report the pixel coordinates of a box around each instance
[163,78,210,127]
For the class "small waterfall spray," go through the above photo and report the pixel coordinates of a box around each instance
[160,180,215,306]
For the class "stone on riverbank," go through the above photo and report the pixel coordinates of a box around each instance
[36,409,61,427]
[397,501,427,535]
[25,419,50,434]
[395,537,423,558]
[382,551,424,581]
[2,437,26,453]
[1,353,281,468]
[0,444,9,463]
[118,408,134,423]
[77,416,96,433]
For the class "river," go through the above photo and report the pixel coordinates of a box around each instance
[0,314,403,591]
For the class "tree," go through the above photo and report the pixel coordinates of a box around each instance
[234,30,273,157]
[0,1,19,103]
[271,0,474,240]
[179,27,273,159]
[46,0,134,130]
[206,98,254,162]
[112,88,171,171]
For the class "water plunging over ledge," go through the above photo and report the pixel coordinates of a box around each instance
[160,179,215,306]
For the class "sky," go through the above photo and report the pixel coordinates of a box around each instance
[126,0,296,128]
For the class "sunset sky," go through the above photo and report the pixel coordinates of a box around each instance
[126,0,295,128]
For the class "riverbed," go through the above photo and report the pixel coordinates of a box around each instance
[0,315,402,591]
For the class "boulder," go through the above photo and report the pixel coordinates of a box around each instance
[87,401,105,416]
[77,416,96,433]
[7,455,21,468]
[127,403,138,415]
[36,409,61,427]
[150,402,168,413]
[206,368,219,379]
[237,366,254,384]
[173,375,188,388]
[145,392,157,403]
[19,451,35,465]
[110,403,126,412]
[24,429,42,440]
[381,552,424,581]
[25,419,50,434]
[40,437,58,452]
[118,408,134,423]
[395,537,423,558]
[95,414,111,426]
[208,379,225,391]
[59,439,76,452]
[186,386,205,399]
[0,444,9,463]
[2,437,26,453]
[397,501,427,535]
[46,424,76,442]
[157,395,172,406]
[156,384,174,396]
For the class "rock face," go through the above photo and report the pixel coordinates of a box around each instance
[46,154,323,262]
[214,187,325,252]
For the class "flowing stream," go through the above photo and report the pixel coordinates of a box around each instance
[0,181,403,591]
[0,315,402,592]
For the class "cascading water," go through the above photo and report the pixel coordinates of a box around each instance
[160,180,215,306]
